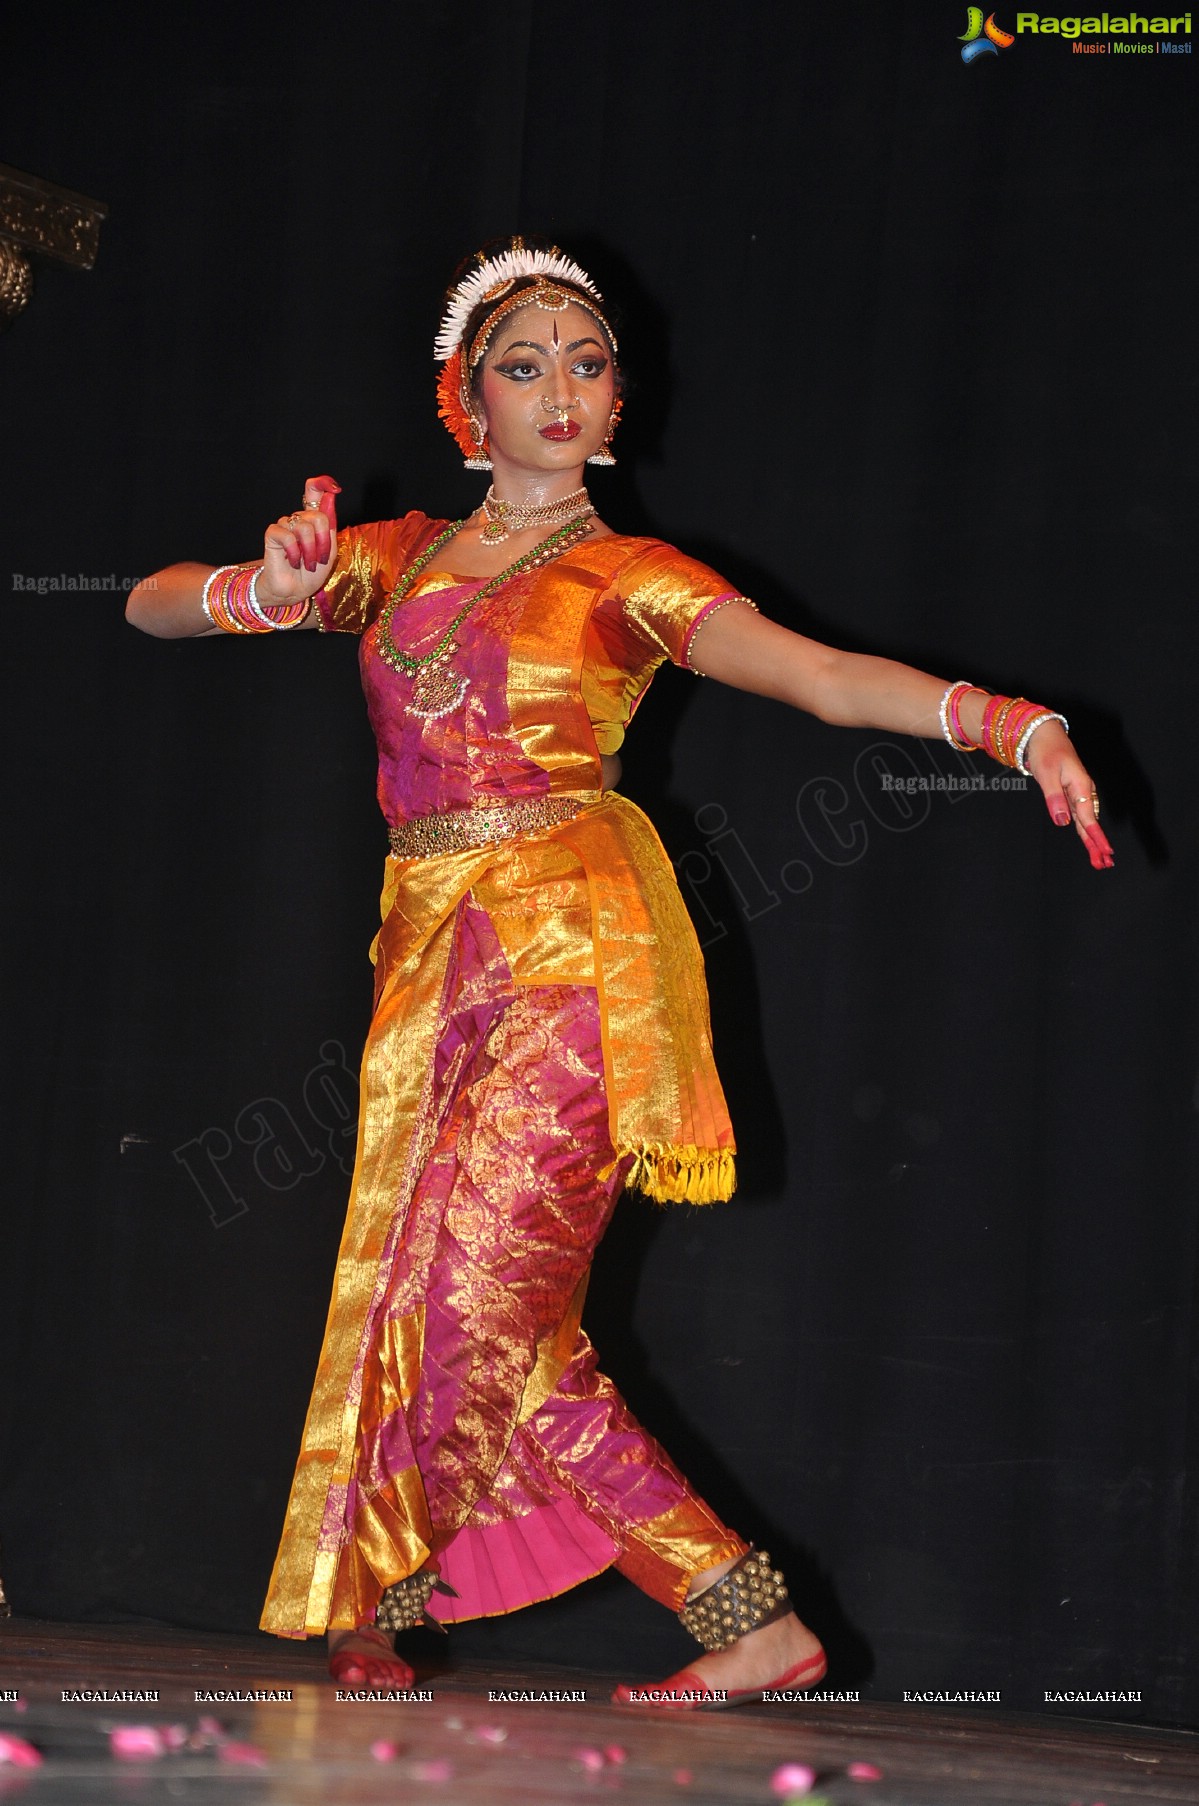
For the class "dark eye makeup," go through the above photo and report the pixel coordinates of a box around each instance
[492,360,542,381]
[492,356,610,382]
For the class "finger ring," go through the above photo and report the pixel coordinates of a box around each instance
[287,515,306,528]
[304,497,322,509]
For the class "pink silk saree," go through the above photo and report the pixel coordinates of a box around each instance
[261,517,748,1636]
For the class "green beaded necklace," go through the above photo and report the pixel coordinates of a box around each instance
[377,513,595,719]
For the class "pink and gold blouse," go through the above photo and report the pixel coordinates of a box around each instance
[311,510,741,1203]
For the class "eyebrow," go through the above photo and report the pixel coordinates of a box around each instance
[494,336,607,357]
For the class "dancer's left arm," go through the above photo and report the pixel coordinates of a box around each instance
[687,603,1113,870]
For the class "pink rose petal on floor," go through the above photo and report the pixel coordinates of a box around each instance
[604,1744,628,1764]
[161,1725,189,1751]
[11,1703,26,1716]
[672,1770,693,1786]
[474,1724,508,1744]
[195,1716,225,1739]
[572,1746,606,1771]
[218,1742,268,1768]
[0,1736,42,1769]
[847,1762,883,1781]
[370,1739,400,1762]
[772,1763,818,1797]
[413,1758,454,1781]
[109,1726,165,1761]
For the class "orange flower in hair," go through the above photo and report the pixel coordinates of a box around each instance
[435,350,479,460]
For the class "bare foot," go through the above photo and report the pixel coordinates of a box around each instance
[328,1625,414,1688]
[613,1610,825,1707]
[679,1610,825,1693]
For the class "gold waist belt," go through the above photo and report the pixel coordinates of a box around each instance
[387,792,594,860]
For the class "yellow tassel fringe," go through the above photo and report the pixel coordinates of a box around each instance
[618,1144,736,1205]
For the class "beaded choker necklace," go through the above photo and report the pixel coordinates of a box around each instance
[378,515,596,719]
[479,484,592,546]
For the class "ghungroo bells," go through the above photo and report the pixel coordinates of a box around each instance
[678,1548,792,1653]
[375,1570,438,1633]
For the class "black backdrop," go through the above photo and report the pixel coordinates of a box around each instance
[2,0,1195,1729]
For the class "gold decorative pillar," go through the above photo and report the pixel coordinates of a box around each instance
[0,162,107,328]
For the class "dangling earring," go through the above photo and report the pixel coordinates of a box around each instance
[464,414,492,472]
[587,408,619,467]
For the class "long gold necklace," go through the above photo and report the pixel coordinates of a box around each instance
[378,514,595,719]
[479,484,592,546]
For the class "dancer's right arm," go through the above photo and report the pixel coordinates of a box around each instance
[125,476,340,638]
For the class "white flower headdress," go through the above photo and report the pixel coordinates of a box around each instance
[434,242,603,363]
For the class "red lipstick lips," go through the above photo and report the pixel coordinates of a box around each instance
[539,421,581,441]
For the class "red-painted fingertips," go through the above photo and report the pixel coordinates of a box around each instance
[1085,824,1114,869]
[308,474,341,519]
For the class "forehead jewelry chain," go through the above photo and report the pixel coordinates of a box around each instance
[377,513,596,718]
[479,484,592,546]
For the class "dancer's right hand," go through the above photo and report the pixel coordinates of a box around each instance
[257,475,341,606]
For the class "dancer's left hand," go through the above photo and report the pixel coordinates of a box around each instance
[1024,720,1114,870]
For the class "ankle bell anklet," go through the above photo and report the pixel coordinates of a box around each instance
[375,1570,439,1633]
[678,1549,792,1652]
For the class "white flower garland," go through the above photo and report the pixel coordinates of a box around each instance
[434,247,602,363]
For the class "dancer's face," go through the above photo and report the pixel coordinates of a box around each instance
[476,300,616,473]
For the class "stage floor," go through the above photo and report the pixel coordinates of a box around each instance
[0,1619,1195,1804]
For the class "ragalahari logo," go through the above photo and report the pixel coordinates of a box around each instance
[960,8,1016,58]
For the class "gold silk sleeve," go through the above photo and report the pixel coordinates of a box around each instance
[314,512,445,634]
[612,542,752,671]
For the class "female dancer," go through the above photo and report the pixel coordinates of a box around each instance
[127,238,1112,1709]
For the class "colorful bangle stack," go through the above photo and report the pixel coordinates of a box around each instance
[1010,707,1068,777]
[201,564,310,633]
[981,695,1069,775]
[938,680,1067,777]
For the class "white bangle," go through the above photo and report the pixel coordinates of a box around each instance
[1014,710,1068,776]
[200,564,234,627]
[244,565,306,631]
[938,680,975,749]
[246,566,279,629]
